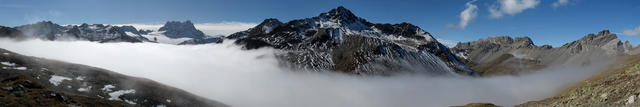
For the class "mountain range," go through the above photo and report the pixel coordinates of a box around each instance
[1,6,639,106]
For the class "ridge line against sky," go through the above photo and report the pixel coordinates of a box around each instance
[0,0,638,46]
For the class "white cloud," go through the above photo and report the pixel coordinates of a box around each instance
[115,22,258,36]
[622,26,640,36]
[0,39,614,107]
[458,0,478,29]
[489,0,541,18]
[552,0,570,8]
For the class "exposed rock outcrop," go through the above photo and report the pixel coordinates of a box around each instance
[158,20,206,39]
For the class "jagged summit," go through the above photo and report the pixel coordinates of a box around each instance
[455,36,536,50]
[562,30,618,47]
[561,30,631,55]
[158,20,205,38]
[317,6,362,24]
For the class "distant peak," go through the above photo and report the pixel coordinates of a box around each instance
[598,30,611,36]
[320,6,359,22]
[158,20,204,38]
[32,21,57,25]
[260,18,282,25]
[164,20,194,25]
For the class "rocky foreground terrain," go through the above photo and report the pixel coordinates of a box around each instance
[516,54,640,106]
[0,48,226,106]
[453,31,638,106]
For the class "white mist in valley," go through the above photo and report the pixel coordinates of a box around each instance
[0,39,613,107]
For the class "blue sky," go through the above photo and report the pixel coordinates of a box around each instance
[0,0,639,46]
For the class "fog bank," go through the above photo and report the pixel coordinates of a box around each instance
[0,39,614,107]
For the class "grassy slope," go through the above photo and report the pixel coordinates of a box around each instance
[517,54,640,106]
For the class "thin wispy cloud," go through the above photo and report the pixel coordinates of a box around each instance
[458,0,478,29]
[489,0,541,18]
[622,26,640,36]
[552,0,570,8]
[23,10,64,24]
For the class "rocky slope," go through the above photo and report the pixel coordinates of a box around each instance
[0,48,226,107]
[0,26,26,39]
[453,30,632,76]
[517,54,640,106]
[14,21,151,43]
[0,75,125,106]
[227,6,476,76]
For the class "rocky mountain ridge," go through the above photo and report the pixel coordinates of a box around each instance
[453,30,633,76]
[15,21,151,43]
[226,6,476,75]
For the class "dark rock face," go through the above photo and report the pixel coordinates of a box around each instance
[158,20,206,39]
[14,21,150,43]
[0,48,227,107]
[178,36,224,45]
[453,30,631,76]
[0,26,26,39]
[228,6,476,76]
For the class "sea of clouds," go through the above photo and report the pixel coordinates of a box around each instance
[0,39,613,107]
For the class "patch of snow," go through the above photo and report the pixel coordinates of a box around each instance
[88,25,98,30]
[125,99,137,105]
[40,68,49,71]
[108,89,136,101]
[75,76,85,80]
[49,75,72,86]
[78,86,91,92]
[141,31,193,44]
[125,32,139,37]
[102,84,115,92]
[166,99,171,103]
[456,52,469,59]
[628,95,637,104]
[1,67,7,69]
[13,67,27,70]
[155,105,167,107]
[1,61,16,66]
[2,53,8,55]
[66,85,72,88]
